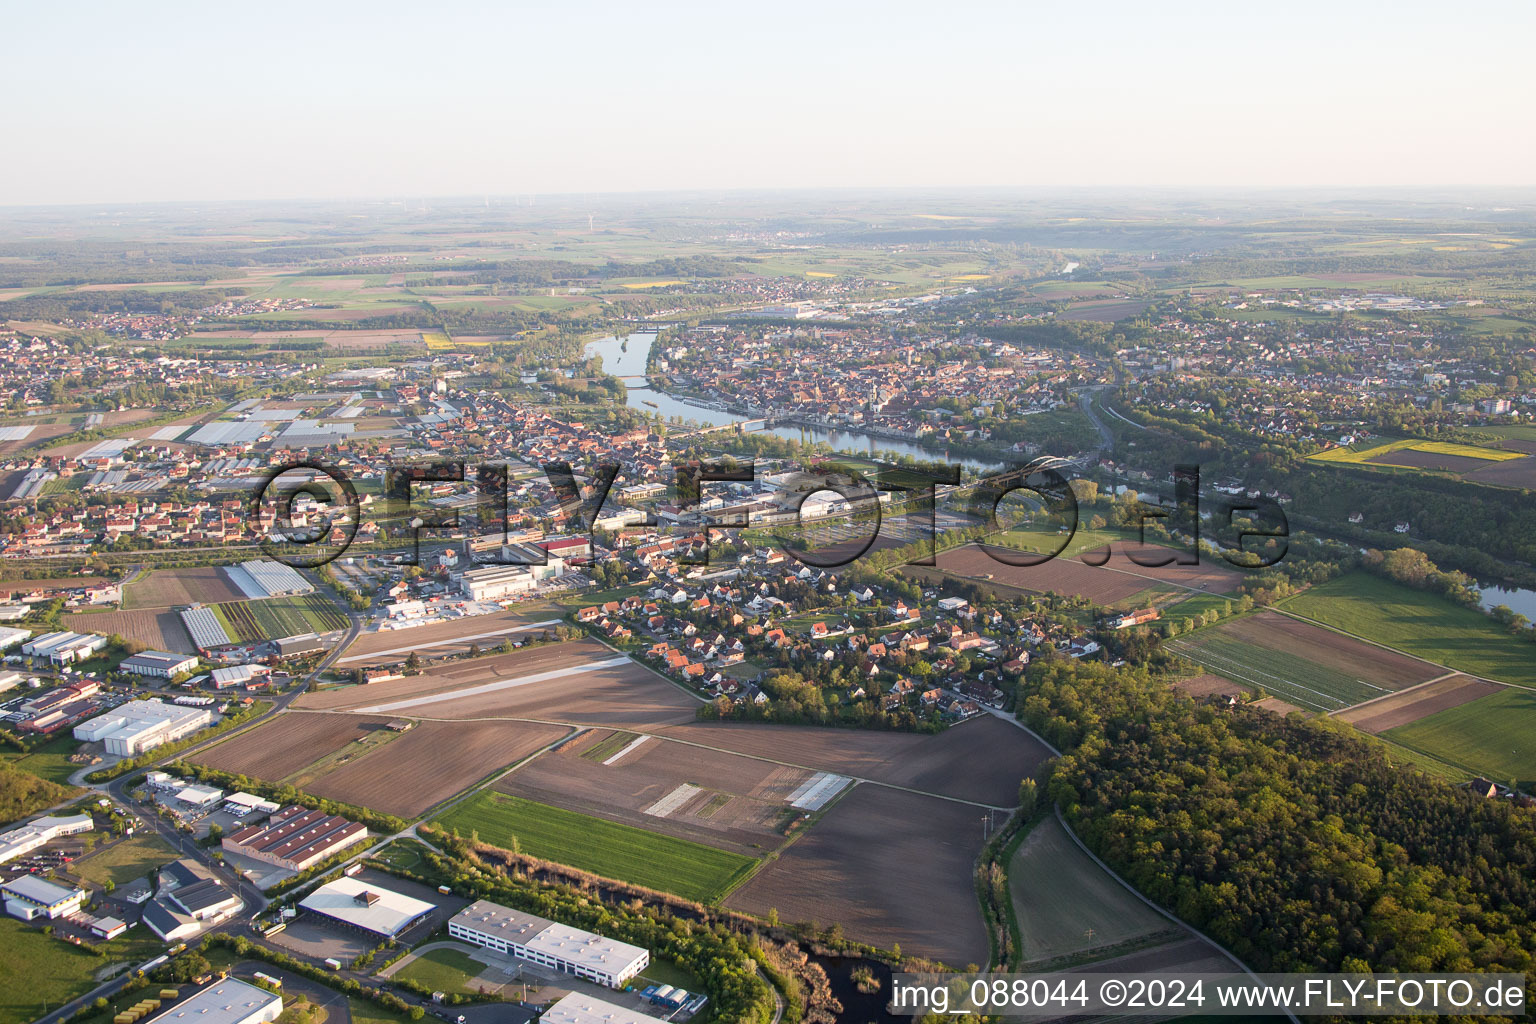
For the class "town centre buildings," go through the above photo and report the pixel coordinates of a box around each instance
[448,898,649,989]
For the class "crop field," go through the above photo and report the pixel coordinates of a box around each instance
[1060,298,1149,322]
[1166,632,1385,712]
[193,711,391,780]
[1207,612,1439,690]
[1381,687,1536,788]
[1335,675,1501,734]
[497,730,815,856]
[215,594,347,642]
[1308,438,1525,465]
[1067,935,1238,977]
[305,719,570,817]
[62,608,194,654]
[1009,815,1171,964]
[123,566,247,609]
[725,784,989,966]
[930,543,1242,607]
[434,791,757,903]
[578,730,639,762]
[301,640,702,730]
[336,608,564,666]
[1461,457,1536,488]
[656,714,1048,808]
[1280,574,1536,687]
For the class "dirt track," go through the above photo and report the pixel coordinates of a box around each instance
[336,607,564,665]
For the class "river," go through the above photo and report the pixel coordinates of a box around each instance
[1478,582,1536,621]
[585,332,1009,474]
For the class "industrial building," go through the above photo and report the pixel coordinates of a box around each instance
[540,994,671,1024]
[456,546,565,600]
[298,877,435,939]
[223,792,282,816]
[0,626,30,652]
[19,630,108,665]
[0,813,93,865]
[456,564,538,601]
[222,805,368,871]
[448,899,649,989]
[173,784,225,808]
[19,679,100,715]
[274,634,326,660]
[210,664,269,690]
[142,859,244,941]
[17,679,101,734]
[2,874,87,920]
[119,650,200,679]
[74,699,213,756]
[142,979,282,1024]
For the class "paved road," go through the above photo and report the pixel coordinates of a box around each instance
[1076,387,1115,451]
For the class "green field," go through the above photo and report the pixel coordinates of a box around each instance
[348,999,418,1024]
[74,834,178,888]
[1383,688,1536,789]
[0,918,161,1024]
[1165,631,1382,712]
[1280,574,1536,688]
[1008,815,1170,965]
[0,734,86,786]
[578,731,638,763]
[433,792,758,903]
[394,947,486,995]
[215,594,348,642]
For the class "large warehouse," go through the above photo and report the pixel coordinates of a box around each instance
[448,899,649,989]
[299,877,435,939]
[119,650,200,679]
[456,564,537,601]
[143,979,281,1024]
[0,813,93,865]
[73,699,212,756]
[2,874,87,920]
[540,994,670,1024]
[19,630,108,665]
[222,805,368,871]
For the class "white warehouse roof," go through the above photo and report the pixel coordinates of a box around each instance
[299,877,435,937]
[540,994,670,1024]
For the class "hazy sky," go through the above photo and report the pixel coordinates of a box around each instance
[6,0,1533,205]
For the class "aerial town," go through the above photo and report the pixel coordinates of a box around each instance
[3,6,1535,1022]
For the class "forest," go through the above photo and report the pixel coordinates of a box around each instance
[1019,657,1535,1000]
